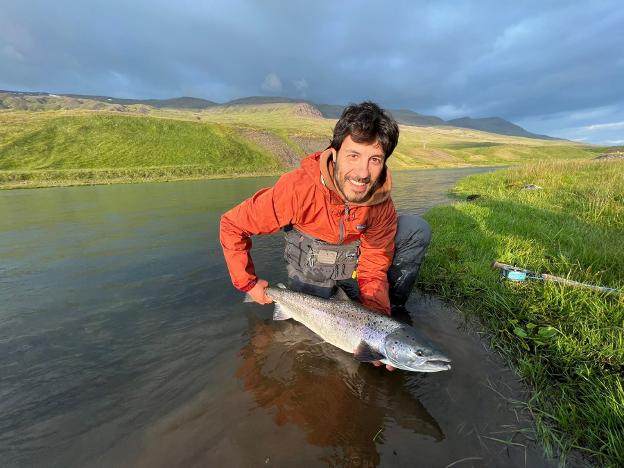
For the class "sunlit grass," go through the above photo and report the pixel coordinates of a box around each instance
[420,159,624,465]
[0,105,602,189]
[0,113,279,170]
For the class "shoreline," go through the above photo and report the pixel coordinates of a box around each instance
[419,159,624,465]
[0,163,510,190]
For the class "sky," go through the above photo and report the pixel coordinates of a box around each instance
[1,0,623,144]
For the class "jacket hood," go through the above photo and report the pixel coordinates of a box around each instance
[301,149,392,206]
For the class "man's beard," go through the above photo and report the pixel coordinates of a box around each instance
[333,164,383,203]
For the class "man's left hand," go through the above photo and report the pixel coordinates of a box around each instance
[372,361,395,371]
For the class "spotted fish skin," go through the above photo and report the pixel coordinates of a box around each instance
[263,285,451,373]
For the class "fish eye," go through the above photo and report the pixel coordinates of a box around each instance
[416,350,423,356]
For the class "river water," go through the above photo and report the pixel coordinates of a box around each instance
[0,168,555,467]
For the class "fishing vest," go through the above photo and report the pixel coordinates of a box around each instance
[283,226,360,288]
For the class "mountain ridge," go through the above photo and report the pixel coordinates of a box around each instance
[0,89,559,140]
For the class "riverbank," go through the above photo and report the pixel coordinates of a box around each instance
[0,108,600,190]
[0,164,509,190]
[0,166,284,189]
[420,159,624,465]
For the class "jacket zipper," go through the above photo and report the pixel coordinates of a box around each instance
[339,204,350,243]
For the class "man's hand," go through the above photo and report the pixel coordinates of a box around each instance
[372,361,396,371]
[247,279,273,305]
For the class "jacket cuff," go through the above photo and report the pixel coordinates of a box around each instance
[239,278,258,293]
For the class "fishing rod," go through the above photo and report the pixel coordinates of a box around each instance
[492,261,621,296]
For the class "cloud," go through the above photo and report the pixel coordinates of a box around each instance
[583,121,624,131]
[0,0,622,143]
[261,73,282,94]
[292,78,308,97]
[431,103,472,120]
[1,45,24,61]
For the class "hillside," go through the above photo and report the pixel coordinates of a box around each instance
[1,90,557,140]
[0,91,217,111]
[0,101,599,189]
[66,95,219,109]
[448,117,557,140]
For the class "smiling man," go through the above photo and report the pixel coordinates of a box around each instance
[220,101,431,322]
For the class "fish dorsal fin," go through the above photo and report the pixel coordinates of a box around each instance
[332,286,351,301]
[273,303,291,321]
[353,341,386,362]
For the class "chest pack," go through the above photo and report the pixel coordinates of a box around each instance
[283,227,360,284]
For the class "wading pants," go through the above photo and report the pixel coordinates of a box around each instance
[287,215,432,309]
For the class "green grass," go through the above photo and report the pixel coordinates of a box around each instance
[420,159,624,465]
[0,166,281,189]
[0,111,285,187]
[0,105,603,189]
[0,113,280,170]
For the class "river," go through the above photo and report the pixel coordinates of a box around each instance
[0,167,554,467]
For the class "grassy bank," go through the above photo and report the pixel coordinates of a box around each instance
[0,113,280,170]
[0,112,283,188]
[0,166,282,189]
[0,107,600,189]
[420,160,624,465]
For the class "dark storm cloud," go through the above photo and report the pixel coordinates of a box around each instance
[1,0,622,143]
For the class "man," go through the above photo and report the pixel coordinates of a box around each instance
[220,101,431,321]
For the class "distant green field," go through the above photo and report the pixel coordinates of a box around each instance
[0,112,279,170]
[0,105,603,188]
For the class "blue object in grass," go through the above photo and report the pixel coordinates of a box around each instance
[506,270,527,281]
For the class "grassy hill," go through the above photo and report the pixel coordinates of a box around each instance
[0,90,564,139]
[0,102,601,189]
[0,113,277,170]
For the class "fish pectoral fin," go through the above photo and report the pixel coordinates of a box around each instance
[272,303,292,321]
[353,341,386,362]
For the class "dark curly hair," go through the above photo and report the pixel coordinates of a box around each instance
[330,101,399,160]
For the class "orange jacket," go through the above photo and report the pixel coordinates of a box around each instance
[220,149,397,314]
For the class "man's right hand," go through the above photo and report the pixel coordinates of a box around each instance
[247,279,273,304]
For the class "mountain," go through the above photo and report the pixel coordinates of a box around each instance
[388,109,447,126]
[315,104,447,126]
[447,117,557,140]
[1,89,557,140]
[224,96,303,105]
[65,94,218,109]
[315,104,344,118]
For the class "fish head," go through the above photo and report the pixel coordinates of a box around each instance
[383,327,451,373]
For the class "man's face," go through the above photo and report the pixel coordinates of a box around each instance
[333,135,385,203]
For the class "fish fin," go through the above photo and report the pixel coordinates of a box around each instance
[353,341,386,362]
[331,286,351,301]
[272,303,292,321]
[277,283,287,289]
[243,293,254,303]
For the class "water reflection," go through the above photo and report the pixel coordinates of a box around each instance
[237,315,444,467]
[1,168,557,468]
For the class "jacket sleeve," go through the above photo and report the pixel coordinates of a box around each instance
[220,173,299,292]
[357,199,397,315]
